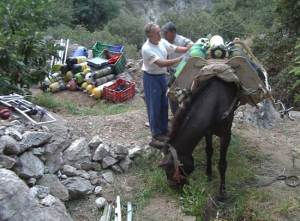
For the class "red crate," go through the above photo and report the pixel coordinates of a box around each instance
[103,79,135,103]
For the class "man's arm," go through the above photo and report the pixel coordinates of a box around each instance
[154,56,182,67]
[175,46,189,53]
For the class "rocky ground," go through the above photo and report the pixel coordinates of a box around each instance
[1,59,299,220]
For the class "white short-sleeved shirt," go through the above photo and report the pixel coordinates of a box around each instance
[142,39,177,74]
[168,34,193,60]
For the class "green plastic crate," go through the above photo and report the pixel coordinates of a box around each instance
[92,42,124,58]
[100,51,126,75]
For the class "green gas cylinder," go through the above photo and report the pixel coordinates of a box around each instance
[75,72,85,84]
[174,38,208,78]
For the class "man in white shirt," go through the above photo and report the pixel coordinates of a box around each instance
[142,22,188,146]
[161,22,194,114]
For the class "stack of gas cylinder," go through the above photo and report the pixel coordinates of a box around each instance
[42,48,116,99]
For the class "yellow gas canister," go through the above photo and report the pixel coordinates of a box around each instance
[86,84,95,94]
[49,82,60,93]
[91,81,114,99]
[91,87,102,99]
[81,82,88,89]
[64,71,73,82]
[83,68,91,75]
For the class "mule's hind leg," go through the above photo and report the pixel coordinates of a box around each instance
[218,132,231,198]
[205,133,213,181]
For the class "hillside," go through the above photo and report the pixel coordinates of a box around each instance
[123,0,212,21]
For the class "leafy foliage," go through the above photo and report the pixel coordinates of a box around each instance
[251,0,300,107]
[72,0,121,31]
[105,10,145,49]
[0,0,72,94]
[289,40,300,105]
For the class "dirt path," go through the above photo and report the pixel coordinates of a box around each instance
[46,90,299,221]
[233,118,300,221]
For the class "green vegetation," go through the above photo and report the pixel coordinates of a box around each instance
[1,0,298,107]
[289,40,300,106]
[130,135,297,221]
[73,0,121,31]
[32,92,143,116]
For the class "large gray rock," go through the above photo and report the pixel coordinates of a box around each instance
[0,141,5,154]
[80,161,102,171]
[119,157,133,172]
[0,135,20,155]
[102,171,114,184]
[29,185,50,199]
[14,152,45,179]
[93,143,110,161]
[0,168,73,221]
[40,194,57,207]
[128,146,143,159]
[63,138,91,169]
[63,165,78,177]
[76,170,90,180]
[112,144,129,160]
[20,131,52,152]
[88,171,102,185]
[88,135,103,149]
[5,127,23,141]
[62,177,94,200]
[45,137,71,155]
[0,154,16,169]
[102,156,118,169]
[111,165,123,174]
[32,147,45,156]
[43,137,71,174]
[37,174,69,201]
[45,151,64,174]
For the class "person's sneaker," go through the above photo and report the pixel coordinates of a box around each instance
[145,122,150,127]
[153,134,169,142]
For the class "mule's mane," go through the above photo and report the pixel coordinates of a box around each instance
[169,78,216,140]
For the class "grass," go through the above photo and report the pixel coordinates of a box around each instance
[130,135,281,221]
[131,150,173,208]
[31,92,142,116]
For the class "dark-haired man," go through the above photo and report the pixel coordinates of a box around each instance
[161,22,193,114]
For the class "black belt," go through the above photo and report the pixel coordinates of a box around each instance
[144,71,166,76]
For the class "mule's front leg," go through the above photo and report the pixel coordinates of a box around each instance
[205,133,213,181]
[218,132,231,198]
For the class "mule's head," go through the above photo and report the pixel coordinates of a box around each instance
[159,146,195,188]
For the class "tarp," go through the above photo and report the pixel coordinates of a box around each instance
[168,56,271,106]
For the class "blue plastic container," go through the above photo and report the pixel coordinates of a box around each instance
[109,44,124,53]
[72,46,88,57]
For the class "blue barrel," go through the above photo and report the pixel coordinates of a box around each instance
[72,46,88,57]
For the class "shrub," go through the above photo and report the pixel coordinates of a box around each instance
[0,0,67,94]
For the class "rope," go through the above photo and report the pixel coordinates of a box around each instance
[253,174,300,188]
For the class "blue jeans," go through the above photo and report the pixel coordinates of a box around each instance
[143,71,168,137]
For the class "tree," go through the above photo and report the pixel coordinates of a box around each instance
[289,39,300,106]
[73,0,121,31]
[105,10,145,48]
[0,0,72,94]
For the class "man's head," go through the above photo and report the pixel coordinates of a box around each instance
[161,22,177,43]
[144,22,161,45]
